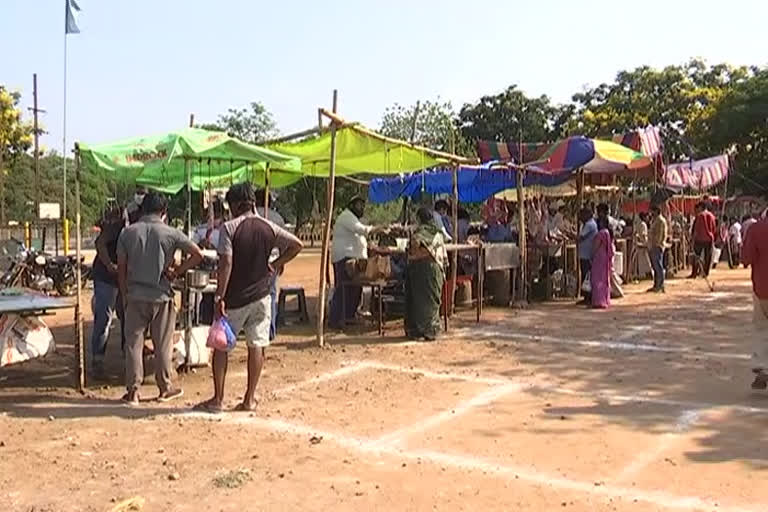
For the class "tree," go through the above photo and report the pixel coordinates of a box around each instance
[201,101,278,143]
[702,68,768,193]
[569,59,752,161]
[380,98,472,155]
[458,85,567,144]
[0,86,33,223]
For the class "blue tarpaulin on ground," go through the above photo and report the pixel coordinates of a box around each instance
[368,165,572,204]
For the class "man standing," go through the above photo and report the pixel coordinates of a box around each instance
[254,189,286,341]
[741,215,768,389]
[577,207,598,305]
[690,202,716,278]
[89,205,126,378]
[197,184,303,413]
[117,192,203,405]
[329,196,380,329]
[729,217,743,268]
[648,205,668,293]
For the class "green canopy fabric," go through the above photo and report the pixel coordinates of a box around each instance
[269,125,447,177]
[78,128,302,194]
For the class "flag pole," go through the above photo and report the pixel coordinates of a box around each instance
[62,13,68,222]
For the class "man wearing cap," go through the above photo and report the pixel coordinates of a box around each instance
[329,196,384,329]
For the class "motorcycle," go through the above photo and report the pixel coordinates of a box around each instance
[0,240,90,296]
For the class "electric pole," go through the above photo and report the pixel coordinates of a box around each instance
[29,73,46,215]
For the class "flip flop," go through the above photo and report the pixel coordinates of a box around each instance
[193,400,223,414]
[233,401,258,412]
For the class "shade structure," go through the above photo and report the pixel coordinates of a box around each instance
[664,154,729,190]
[78,128,302,193]
[368,165,571,204]
[533,136,652,175]
[269,124,449,177]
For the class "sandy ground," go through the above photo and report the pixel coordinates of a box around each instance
[1,250,767,512]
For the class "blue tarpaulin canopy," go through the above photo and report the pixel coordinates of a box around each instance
[368,165,572,204]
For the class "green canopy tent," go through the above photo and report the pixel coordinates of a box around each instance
[268,105,476,346]
[78,127,303,194]
[71,128,302,390]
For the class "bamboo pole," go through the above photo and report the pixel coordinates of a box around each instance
[575,168,585,298]
[450,163,459,316]
[316,90,339,347]
[516,167,527,302]
[318,109,476,164]
[73,143,85,392]
[264,163,271,217]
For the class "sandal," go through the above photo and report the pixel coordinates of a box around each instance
[193,399,223,414]
[233,401,258,412]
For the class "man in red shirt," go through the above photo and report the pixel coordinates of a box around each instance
[742,213,768,389]
[689,202,717,278]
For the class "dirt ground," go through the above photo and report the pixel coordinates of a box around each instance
[2,250,767,512]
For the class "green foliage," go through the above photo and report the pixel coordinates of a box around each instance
[380,98,473,156]
[199,102,278,143]
[458,85,569,143]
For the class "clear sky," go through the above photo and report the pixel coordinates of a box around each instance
[2,0,766,153]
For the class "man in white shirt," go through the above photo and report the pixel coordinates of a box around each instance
[729,218,743,267]
[329,196,381,328]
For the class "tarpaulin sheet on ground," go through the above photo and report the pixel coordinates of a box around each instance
[367,165,571,204]
[78,128,303,193]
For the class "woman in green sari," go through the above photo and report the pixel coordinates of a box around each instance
[405,207,447,340]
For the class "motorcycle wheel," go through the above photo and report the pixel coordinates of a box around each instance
[56,276,78,297]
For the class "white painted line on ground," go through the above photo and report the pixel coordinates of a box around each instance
[272,362,370,395]
[372,383,525,448]
[176,411,763,512]
[361,361,509,385]
[614,409,701,483]
[357,359,768,416]
[453,327,751,361]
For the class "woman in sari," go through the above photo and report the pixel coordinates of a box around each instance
[591,217,615,309]
[405,207,447,340]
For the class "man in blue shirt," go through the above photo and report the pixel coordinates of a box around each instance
[578,207,598,304]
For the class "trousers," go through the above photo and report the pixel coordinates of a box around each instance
[123,299,176,393]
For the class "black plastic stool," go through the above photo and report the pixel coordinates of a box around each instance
[277,286,309,326]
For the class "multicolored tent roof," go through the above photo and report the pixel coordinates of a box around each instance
[78,128,303,194]
[664,154,729,190]
[475,126,663,163]
[530,136,652,174]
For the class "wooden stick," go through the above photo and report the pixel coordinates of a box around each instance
[316,91,339,347]
[74,144,85,392]
[263,126,327,145]
[451,163,459,319]
[264,163,271,217]
[318,109,476,164]
[516,167,527,302]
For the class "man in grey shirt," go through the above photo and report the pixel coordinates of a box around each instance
[117,191,203,406]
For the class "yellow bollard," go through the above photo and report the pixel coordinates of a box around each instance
[63,218,70,256]
[24,222,31,249]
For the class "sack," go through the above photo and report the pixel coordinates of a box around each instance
[581,271,592,293]
[206,317,237,352]
[362,255,392,281]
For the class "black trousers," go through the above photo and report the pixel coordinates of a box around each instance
[692,241,713,277]
[580,258,592,301]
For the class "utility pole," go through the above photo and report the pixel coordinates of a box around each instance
[29,74,47,216]
[31,74,41,214]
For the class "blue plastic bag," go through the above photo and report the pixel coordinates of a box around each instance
[207,317,237,352]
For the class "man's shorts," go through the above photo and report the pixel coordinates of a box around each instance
[226,295,272,348]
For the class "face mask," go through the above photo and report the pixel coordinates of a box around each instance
[134,193,145,205]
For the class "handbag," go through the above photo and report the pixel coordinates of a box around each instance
[581,271,592,293]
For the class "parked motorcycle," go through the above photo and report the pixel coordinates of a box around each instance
[0,241,90,296]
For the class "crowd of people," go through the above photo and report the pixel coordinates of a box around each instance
[89,183,303,410]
